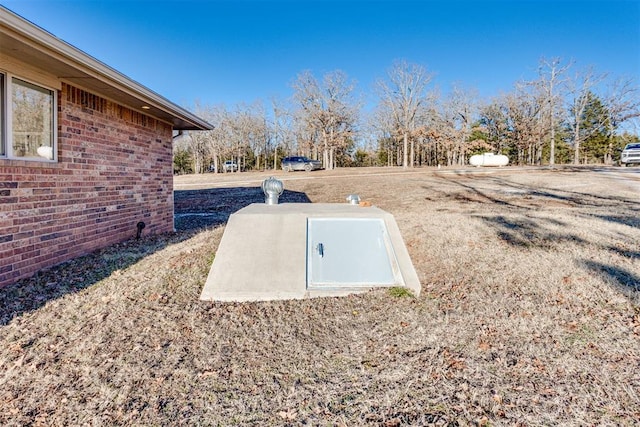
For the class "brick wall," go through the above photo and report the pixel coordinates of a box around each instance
[0,83,174,287]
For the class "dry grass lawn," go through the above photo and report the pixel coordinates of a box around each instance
[1,166,639,426]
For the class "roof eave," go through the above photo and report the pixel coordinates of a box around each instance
[0,6,213,131]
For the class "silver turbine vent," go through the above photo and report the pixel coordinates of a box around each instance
[262,177,284,205]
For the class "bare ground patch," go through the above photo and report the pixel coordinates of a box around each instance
[1,166,639,426]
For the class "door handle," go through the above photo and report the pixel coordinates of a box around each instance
[316,243,324,258]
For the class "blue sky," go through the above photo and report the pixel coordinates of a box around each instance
[2,0,639,112]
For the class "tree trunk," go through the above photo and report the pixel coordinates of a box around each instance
[410,138,415,168]
[329,147,335,169]
[573,122,580,165]
[273,147,278,170]
[403,131,409,169]
[549,113,555,166]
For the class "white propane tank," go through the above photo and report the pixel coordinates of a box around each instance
[469,152,509,167]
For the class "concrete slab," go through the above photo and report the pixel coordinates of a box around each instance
[199,203,421,302]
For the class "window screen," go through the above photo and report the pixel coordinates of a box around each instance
[11,77,54,159]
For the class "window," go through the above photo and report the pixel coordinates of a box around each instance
[0,73,56,161]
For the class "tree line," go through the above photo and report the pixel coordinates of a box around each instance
[173,57,640,174]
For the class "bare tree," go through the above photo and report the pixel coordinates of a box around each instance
[274,106,296,167]
[269,97,292,170]
[292,70,324,162]
[437,85,478,165]
[291,70,358,170]
[190,103,234,173]
[535,57,571,166]
[478,99,510,153]
[176,129,211,174]
[240,102,268,170]
[370,104,400,166]
[604,76,640,139]
[504,85,546,165]
[566,67,607,164]
[376,60,435,168]
[226,102,268,171]
[323,71,359,168]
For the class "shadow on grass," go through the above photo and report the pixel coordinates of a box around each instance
[174,186,311,231]
[478,215,587,248]
[436,171,640,235]
[606,244,640,259]
[0,186,311,326]
[591,214,640,229]
[483,173,640,208]
[0,235,179,326]
[439,167,640,209]
[435,176,524,209]
[583,260,640,303]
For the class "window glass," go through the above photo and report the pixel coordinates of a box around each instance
[11,77,54,160]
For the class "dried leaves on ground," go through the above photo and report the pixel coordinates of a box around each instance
[1,166,639,426]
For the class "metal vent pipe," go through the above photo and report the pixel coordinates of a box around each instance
[346,194,360,205]
[262,177,284,205]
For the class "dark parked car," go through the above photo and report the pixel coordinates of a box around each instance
[281,156,322,172]
[620,143,640,167]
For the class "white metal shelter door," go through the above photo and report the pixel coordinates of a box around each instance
[306,218,401,289]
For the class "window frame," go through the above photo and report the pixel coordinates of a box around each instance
[0,73,4,157]
[0,71,57,162]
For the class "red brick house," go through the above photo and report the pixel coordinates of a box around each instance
[0,7,212,286]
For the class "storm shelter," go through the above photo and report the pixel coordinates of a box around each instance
[199,203,420,302]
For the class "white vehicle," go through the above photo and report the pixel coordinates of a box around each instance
[620,143,640,167]
[223,160,238,172]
